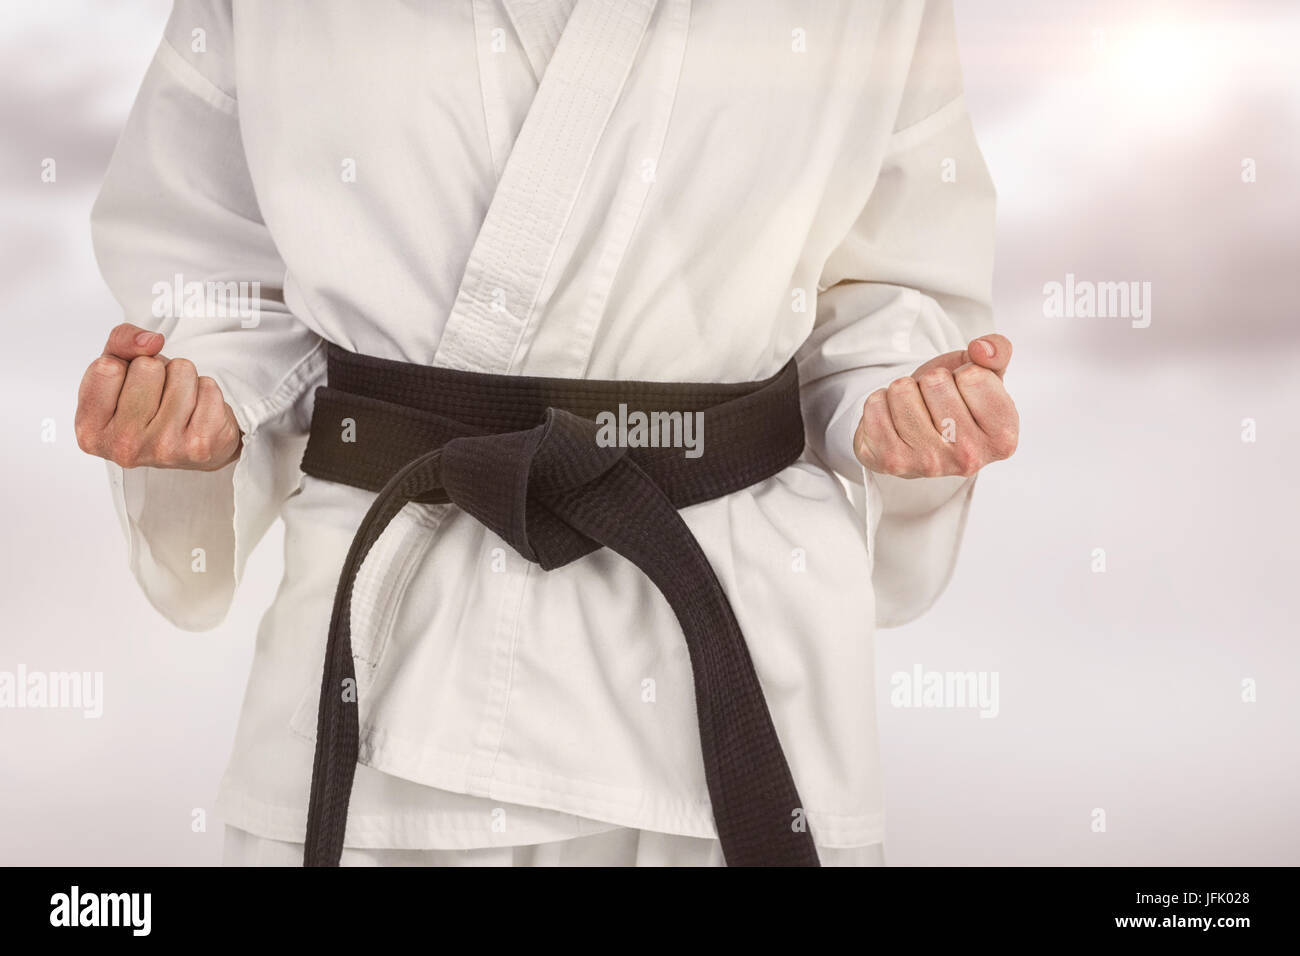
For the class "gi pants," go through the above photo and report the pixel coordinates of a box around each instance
[223,826,886,867]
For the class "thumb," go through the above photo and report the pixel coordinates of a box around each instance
[103,322,165,361]
[966,333,1012,378]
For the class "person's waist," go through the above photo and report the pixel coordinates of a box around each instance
[300,343,806,504]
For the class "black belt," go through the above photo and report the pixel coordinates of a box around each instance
[299,344,819,867]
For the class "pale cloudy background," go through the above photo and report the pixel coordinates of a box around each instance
[1,1,1297,865]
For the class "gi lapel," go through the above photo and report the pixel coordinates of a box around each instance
[502,0,579,82]
[436,0,659,375]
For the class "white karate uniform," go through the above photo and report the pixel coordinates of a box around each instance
[221,825,887,867]
[92,0,995,863]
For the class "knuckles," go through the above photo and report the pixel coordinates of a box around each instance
[184,432,214,463]
[129,355,166,377]
[105,431,145,468]
[988,427,1019,460]
[918,368,952,390]
[954,364,992,389]
[166,357,197,378]
[87,355,124,380]
[876,450,907,475]
[952,445,985,478]
[98,427,229,470]
[917,451,944,478]
[151,433,185,464]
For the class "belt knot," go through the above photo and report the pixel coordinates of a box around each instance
[440,408,628,570]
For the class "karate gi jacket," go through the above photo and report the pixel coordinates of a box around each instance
[91,0,996,850]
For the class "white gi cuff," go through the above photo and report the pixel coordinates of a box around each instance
[817,367,980,630]
[107,451,241,632]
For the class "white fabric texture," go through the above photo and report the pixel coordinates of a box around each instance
[221,825,886,868]
[92,0,996,853]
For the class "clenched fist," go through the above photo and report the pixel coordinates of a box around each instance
[75,323,242,471]
[853,333,1019,479]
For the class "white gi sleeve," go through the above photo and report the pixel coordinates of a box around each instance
[90,0,325,630]
[797,0,997,627]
